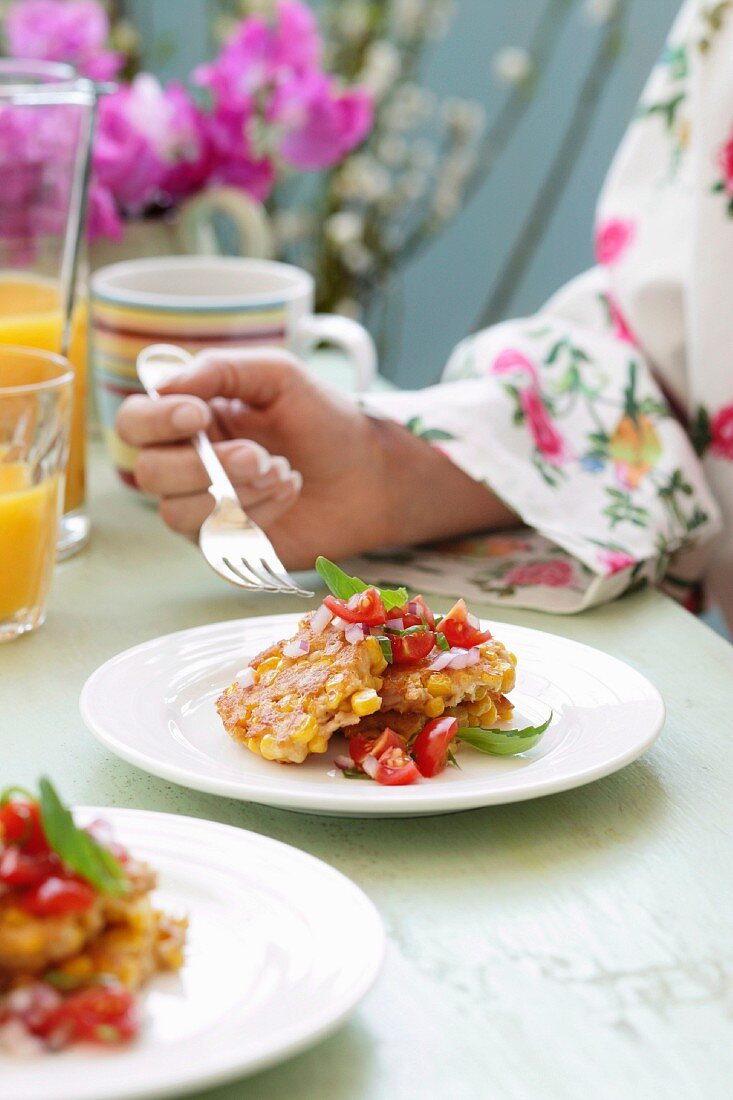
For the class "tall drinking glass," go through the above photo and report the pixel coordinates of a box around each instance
[0,60,96,558]
[0,347,72,641]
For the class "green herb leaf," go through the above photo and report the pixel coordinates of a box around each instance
[376,635,393,663]
[457,713,552,756]
[446,748,460,769]
[340,768,374,781]
[315,557,408,612]
[43,969,85,991]
[38,778,128,896]
[436,632,450,651]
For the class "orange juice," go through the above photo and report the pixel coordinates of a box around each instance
[0,274,87,513]
[0,462,59,620]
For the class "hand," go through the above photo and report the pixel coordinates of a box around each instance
[116,349,514,569]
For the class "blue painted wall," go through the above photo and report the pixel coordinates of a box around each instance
[127,0,680,386]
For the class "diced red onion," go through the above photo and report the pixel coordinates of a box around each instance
[283,637,310,659]
[346,592,366,610]
[334,754,353,771]
[428,651,454,672]
[428,646,481,671]
[235,667,256,690]
[385,617,404,631]
[310,603,333,635]
[345,622,368,644]
[406,601,421,616]
[362,755,379,778]
[331,616,348,631]
[467,611,481,629]
[0,1019,44,1058]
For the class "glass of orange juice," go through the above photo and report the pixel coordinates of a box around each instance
[0,60,97,559]
[0,346,72,642]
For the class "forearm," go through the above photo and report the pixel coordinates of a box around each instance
[372,416,516,548]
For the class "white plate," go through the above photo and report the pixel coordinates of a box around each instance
[2,808,384,1100]
[81,614,665,818]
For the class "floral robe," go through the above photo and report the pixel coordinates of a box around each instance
[356,1,733,621]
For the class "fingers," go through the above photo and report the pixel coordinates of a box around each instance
[134,439,284,497]
[158,348,305,408]
[159,472,302,541]
[116,393,211,448]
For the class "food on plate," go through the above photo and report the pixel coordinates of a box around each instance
[216,558,551,784]
[0,780,187,1055]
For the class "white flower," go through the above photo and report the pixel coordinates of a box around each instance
[336,155,392,202]
[376,135,409,168]
[431,184,461,221]
[581,0,618,24]
[382,84,435,131]
[491,46,534,87]
[359,40,402,99]
[392,0,428,38]
[441,98,485,139]
[396,169,428,202]
[427,0,456,39]
[340,242,375,275]
[325,211,365,246]
[272,211,312,246]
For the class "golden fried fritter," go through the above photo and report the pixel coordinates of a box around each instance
[216,612,388,764]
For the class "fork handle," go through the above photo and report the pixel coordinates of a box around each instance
[192,430,240,504]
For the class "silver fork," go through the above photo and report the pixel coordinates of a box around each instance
[136,344,313,597]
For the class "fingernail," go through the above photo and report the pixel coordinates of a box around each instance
[171,402,204,433]
[255,449,272,478]
[252,456,290,489]
[274,471,302,501]
[229,446,255,480]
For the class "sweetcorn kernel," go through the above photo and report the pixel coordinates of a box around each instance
[427,673,452,697]
[256,656,282,677]
[425,696,445,718]
[351,688,381,716]
[501,669,515,692]
[308,733,329,753]
[259,733,281,760]
[292,715,318,744]
[365,636,388,673]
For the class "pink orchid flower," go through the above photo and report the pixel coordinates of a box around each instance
[5,0,123,81]
[595,217,635,265]
[271,72,372,170]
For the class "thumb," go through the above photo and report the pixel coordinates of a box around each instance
[158,348,304,409]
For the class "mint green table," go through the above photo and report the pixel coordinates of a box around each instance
[3,438,733,1099]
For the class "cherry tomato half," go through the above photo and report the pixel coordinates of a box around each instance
[440,599,492,649]
[395,595,435,630]
[412,717,459,778]
[324,588,387,626]
[34,985,140,1046]
[0,801,48,854]
[369,747,420,786]
[349,728,404,768]
[390,630,436,665]
[20,876,96,918]
[0,848,60,888]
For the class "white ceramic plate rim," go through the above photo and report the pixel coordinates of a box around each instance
[1,807,384,1100]
[80,615,665,817]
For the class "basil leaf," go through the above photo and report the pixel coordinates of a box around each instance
[38,778,128,896]
[315,557,408,612]
[436,632,450,651]
[457,713,552,756]
[341,768,374,780]
[376,635,393,663]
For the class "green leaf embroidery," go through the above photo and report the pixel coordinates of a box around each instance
[405,416,456,442]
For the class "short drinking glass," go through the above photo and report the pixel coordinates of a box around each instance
[0,346,72,641]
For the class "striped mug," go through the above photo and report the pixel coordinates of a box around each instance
[91,256,377,487]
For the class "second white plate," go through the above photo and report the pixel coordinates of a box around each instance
[81,614,665,817]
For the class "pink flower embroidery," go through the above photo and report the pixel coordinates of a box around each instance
[520,387,571,465]
[710,403,733,459]
[717,133,733,194]
[606,293,638,346]
[502,560,575,588]
[595,218,635,265]
[597,550,636,575]
[491,348,539,384]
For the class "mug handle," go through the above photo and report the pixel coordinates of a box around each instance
[294,314,377,392]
